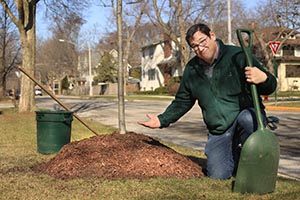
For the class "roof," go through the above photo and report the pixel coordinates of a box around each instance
[157,56,178,67]
[258,27,300,41]
[141,41,163,49]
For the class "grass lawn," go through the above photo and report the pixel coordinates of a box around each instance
[0,108,299,200]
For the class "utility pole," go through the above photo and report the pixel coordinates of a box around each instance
[88,44,93,96]
[227,0,232,44]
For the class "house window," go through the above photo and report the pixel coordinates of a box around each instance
[148,69,156,80]
[295,46,300,57]
[286,65,300,77]
[283,45,294,56]
[149,47,155,59]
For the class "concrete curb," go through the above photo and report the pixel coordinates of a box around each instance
[266,106,300,112]
[278,172,300,181]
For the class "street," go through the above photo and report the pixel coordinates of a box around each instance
[35,96,300,180]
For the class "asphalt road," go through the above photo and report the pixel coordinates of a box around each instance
[33,96,300,180]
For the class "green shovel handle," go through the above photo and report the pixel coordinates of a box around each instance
[236,29,264,130]
[236,29,253,66]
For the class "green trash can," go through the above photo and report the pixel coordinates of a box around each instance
[36,110,73,154]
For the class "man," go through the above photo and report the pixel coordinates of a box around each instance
[138,23,277,179]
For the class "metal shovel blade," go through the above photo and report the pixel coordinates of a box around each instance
[233,127,280,194]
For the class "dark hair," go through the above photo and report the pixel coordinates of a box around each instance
[185,23,211,46]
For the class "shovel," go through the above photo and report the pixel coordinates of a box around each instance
[233,29,280,194]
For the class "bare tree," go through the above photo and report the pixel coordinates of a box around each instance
[146,0,190,70]
[0,0,37,111]
[249,0,300,71]
[121,1,148,83]
[146,0,234,68]
[0,0,88,112]
[36,12,84,93]
[108,0,147,73]
[144,0,252,70]
[96,22,161,68]
[98,0,147,134]
[0,1,21,96]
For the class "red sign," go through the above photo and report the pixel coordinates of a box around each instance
[269,41,281,55]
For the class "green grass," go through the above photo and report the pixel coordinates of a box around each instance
[0,108,299,200]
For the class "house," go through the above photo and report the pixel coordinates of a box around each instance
[91,49,136,95]
[140,35,182,91]
[109,49,133,74]
[256,27,300,92]
[274,34,300,91]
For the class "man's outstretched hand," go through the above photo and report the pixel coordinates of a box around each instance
[137,114,161,129]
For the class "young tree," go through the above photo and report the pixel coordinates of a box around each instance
[99,0,147,134]
[116,0,126,134]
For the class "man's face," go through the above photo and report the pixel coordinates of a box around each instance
[188,31,217,64]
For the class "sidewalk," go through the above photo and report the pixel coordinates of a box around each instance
[266,105,300,112]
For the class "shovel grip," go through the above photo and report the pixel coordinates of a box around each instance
[236,29,264,130]
[236,29,253,67]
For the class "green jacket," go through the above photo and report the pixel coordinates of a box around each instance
[158,39,277,135]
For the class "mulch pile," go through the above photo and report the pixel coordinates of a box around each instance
[33,132,204,180]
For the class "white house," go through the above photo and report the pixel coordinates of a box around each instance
[140,36,182,91]
[109,49,132,73]
[274,34,300,91]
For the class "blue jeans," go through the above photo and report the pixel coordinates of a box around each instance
[204,108,266,179]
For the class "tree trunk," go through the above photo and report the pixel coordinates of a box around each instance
[17,3,37,112]
[18,33,36,111]
[117,0,126,134]
[177,0,189,69]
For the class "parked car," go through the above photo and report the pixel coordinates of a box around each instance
[7,89,20,100]
[35,88,42,96]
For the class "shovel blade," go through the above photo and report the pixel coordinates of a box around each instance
[233,128,280,194]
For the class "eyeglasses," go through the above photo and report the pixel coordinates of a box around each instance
[191,36,208,51]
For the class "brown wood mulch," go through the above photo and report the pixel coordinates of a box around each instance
[33,132,204,180]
